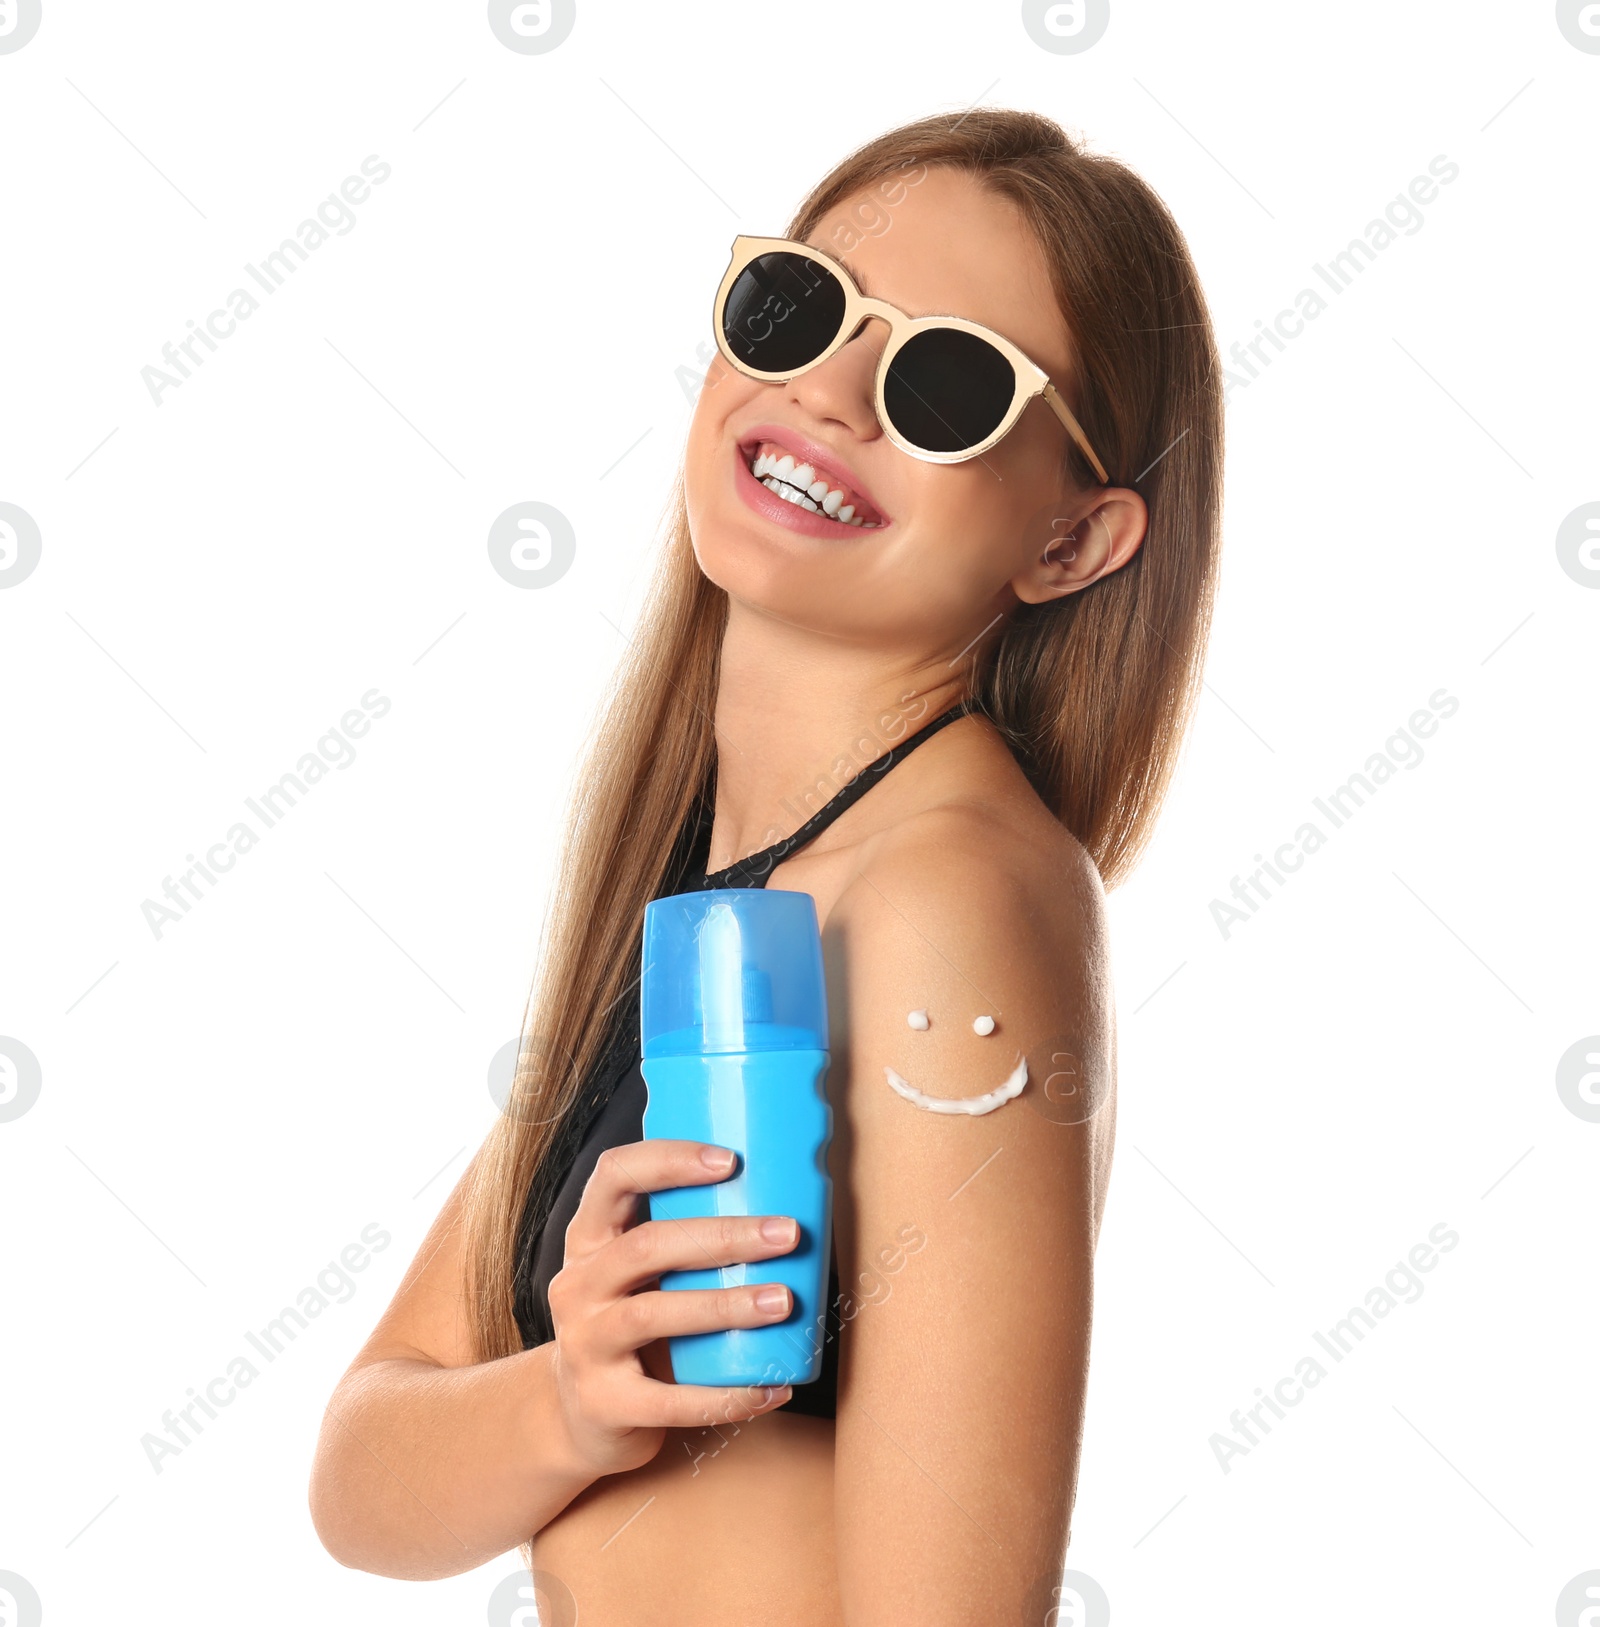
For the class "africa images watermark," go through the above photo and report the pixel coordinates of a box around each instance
[1223,155,1459,401]
[140,156,391,406]
[1209,687,1459,940]
[140,687,391,939]
[1210,1221,1460,1474]
[718,1220,929,1450]
[141,1222,391,1474]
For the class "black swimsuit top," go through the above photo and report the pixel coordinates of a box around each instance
[511,699,974,1419]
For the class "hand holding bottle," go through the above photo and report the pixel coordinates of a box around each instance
[544,1136,798,1478]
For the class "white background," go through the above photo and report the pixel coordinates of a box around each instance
[1,2,1596,1623]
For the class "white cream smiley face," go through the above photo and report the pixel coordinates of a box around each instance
[887,1007,1025,1115]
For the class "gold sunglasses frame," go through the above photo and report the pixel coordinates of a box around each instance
[711,234,1110,485]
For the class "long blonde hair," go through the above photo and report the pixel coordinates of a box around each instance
[461,107,1223,1372]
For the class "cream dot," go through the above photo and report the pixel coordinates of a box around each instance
[972,1015,996,1036]
[907,1009,930,1031]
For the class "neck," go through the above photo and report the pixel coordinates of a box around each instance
[706,600,971,872]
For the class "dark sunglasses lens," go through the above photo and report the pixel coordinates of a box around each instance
[721,251,847,374]
[884,328,1016,453]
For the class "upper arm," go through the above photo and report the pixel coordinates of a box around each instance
[824,818,1112,1625]
[342,1149,486,1376]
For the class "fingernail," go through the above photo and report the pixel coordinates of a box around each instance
[763,1384,792,1404]
[761,1216,797,1244]
[755,1285,789,1313]
[701,1146,735,1170]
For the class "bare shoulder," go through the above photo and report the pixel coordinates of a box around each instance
[828,783,1109,1028]
[819,774,1114,1147]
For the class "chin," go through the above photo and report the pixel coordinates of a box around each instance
[685,439,859,622]
[691,520,839,629]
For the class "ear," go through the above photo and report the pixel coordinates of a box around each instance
[1010,487,1149,605]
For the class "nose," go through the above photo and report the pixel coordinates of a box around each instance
[782,316,889,443]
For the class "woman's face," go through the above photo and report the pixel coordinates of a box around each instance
[683,164,1143,656]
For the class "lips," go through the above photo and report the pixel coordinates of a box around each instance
[736,424,889,528]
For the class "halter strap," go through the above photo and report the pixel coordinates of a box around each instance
[701,699,974,890]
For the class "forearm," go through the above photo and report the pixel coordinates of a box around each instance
[309,1342,597,1580]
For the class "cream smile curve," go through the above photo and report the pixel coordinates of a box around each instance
[884,1056,1029,1116]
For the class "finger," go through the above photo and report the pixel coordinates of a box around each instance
[616,1372,797,1430]
[592,1282,796,1357]
[583,1211,799,1301]
[565,1140,738,1257]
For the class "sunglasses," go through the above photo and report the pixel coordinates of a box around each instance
[711,234,1110,483]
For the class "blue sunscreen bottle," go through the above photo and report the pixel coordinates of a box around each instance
[639,887,832,1390]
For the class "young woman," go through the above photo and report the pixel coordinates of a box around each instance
[310,107,1223,1623]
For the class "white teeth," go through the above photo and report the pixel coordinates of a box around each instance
[763,478,816,512]
[745,444,880,527]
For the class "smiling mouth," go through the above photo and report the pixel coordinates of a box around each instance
[742,440,886,528]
